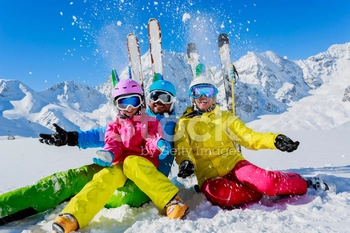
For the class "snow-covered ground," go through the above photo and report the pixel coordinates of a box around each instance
[0,126,349,233]
[1,45,350,232]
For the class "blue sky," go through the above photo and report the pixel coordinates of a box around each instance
[0,0,349,91]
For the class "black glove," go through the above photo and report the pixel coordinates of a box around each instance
[39,123,78,147]
[274,134,299,152]
[177,160,195,178]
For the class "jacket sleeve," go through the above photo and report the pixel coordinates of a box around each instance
[174,117,196,166]
[103,122,123,162]
[226,114,278,150]
[77,127,106,149]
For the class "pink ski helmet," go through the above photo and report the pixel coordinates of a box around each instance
[113,79,143,99]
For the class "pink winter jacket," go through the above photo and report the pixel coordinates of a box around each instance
[103,113,164,167]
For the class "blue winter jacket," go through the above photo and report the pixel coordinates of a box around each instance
[77,110,177,177]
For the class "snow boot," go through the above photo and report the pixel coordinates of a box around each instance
[305,177,336,192]
[52,213,79,233]
[165,195,189,219]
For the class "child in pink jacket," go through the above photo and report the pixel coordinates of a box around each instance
[52,79,189,233]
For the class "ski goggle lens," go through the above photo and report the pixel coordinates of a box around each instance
[149,91,174,104]
[114,95,142,110]
[189,84,217,98]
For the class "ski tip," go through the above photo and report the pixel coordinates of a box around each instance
[218,33,229,46]
[187,42,196,47]
[153,73,164,82]
[127,33,138,42]
[187,42,197,52]
[148,18,158,23]
[218,33,230,48]
[218,33,228,39]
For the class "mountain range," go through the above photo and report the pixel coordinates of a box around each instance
[1,42,349,137]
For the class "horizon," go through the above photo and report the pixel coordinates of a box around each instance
[0,0,349,91]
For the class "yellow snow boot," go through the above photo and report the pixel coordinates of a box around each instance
[52,213,79,233]
[165,195,189,219]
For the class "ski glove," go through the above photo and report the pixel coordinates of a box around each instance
[274,134,300,152]
[178,160,195,178]
[39,123,78,147]
[94,150,114,167]
[157,139,171,160]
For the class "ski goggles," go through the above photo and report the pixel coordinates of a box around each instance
[114,94,143,110]
[148,90,175,104]
[188,84,218,99]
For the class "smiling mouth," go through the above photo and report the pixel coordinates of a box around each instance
[198,100,208,104]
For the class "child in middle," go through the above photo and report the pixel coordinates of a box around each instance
[52,79,189,233]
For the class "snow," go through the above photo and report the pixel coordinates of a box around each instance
[1,45,350,232]
[0,126,350,232]
[182,13,191,23]
[1,42,350,232]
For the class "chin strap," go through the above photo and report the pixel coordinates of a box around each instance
[193,103,216,113]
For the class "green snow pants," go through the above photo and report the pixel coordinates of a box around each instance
[0,164,150,225]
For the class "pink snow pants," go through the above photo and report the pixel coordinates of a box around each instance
[201,160,308,208]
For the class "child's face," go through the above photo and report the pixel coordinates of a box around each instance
[194,96,214,112]
[149,100,172,114]
[120,106,139,118]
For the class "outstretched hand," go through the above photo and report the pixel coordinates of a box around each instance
[274,134,300,152]
[39,123,78,147]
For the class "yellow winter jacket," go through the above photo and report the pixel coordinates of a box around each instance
[174,106,279,187]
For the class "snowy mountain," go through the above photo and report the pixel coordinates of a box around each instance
[233,50,310,122]
[249,42,350,131]
[0,80,108,137]
[0,42,349,137]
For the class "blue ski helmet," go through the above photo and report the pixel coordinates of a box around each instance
[148,79,176,113]
[149,80,176,97]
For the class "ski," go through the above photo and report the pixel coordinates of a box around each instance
[218,33,239,115]
[187,43,216,81]
[187,42,200,79]
[218,33,241,152]
[148,18,163,76]
[126,33,146,107]
[126,33,144,88]
[186,43,213,83]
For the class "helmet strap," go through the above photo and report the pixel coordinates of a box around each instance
[169,102,175,114]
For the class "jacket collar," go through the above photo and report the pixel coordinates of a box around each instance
[184,105,222,118]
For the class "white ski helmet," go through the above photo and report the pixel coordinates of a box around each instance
[188,75,218,112]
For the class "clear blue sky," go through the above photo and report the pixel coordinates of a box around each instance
[1,0,349,91]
